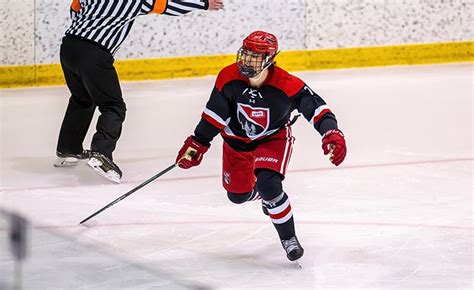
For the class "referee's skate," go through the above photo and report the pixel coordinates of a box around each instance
[87,152,122,183]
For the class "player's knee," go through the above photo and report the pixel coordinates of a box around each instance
[227,191,252,204]
[114,101,127,119]
[118,103,126,120]
[255,169,283,201]
[100,101,126,120]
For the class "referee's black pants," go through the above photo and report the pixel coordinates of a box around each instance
[57,35,126,160]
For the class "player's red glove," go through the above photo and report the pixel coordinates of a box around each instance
[176,136,209,169]
[322,129,346,166]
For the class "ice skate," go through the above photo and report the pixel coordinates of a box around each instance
[54,150,91,167]
[87,152,122,183]
[281,236,304,261]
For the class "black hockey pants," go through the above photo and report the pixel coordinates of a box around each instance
[56,35,126,160]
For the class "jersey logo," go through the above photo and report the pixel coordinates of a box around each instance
[223,171,231,184]
[237,103,270,139]
[242,88,263,103]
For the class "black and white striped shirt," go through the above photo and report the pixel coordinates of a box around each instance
[65,0,209,55]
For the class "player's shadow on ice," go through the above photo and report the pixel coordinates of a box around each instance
[10,157,109,185]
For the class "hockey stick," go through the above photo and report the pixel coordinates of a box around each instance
[79,151,195,225]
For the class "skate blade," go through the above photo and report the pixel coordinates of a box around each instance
[53,157,79,167]
[87,158,121,184]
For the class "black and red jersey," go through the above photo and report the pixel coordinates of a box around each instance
[193,63,338,151]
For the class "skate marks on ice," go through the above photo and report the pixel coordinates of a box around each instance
[1,64,472,289]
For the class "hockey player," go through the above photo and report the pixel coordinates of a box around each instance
[175,31,347,261]
[54,0,224,183]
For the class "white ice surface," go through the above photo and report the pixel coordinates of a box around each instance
[0,63,472,289]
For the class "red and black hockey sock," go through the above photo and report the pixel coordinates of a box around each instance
[263,191,295,240]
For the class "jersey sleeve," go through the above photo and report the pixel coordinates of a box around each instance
[292,84,338,135]
[161,0,208,16]
[193,84,231,145]
[201,86,231,130]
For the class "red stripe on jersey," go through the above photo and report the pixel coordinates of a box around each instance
[313,109,332,124]
[270,204,292,220]
[265,66,305,97]
[215,64,247,92]
[220,131,252,142]
[221,130,278,143]
[202,112,226,130]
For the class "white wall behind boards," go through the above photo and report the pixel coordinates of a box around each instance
[0,0,35,65]
[0,0,472,66]
[305,0,472,49]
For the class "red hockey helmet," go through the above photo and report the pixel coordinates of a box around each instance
[237,31,279,78]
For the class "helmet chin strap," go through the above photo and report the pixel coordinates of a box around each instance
[249,68,267,81]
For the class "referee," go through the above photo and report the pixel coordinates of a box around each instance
[54,0,224,183]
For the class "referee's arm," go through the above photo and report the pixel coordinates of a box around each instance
[162,0,224,16]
